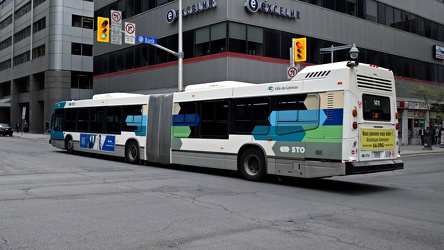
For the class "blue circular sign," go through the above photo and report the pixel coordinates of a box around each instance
[245,0,260,12]
[166,9,176,23]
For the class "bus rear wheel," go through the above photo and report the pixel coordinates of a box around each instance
[239,148,266,181]
[125,141,139,164]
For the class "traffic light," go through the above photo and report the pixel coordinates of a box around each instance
[97,17,110,43]
[294,37,307,62]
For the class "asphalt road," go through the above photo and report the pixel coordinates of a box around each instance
[0,136,443,250]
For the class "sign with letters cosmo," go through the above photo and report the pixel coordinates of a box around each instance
[244,0,300,19]
[166,0,217,23]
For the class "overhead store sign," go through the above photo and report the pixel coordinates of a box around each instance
[244,0,300,19]
[435,45,444,60]
[166,0,217,23]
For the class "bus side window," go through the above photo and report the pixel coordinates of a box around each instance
[106,107,121,134]
[122,105,142,132]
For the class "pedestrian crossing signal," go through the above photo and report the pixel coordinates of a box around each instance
[294,37,307,62]
[97,17,110,43]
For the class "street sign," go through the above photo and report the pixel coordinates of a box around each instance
[136,36,157,44]
[287,66,298,79]
[124,22,136,44]
[110,10,122,45]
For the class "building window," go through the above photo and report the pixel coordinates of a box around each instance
[345,0,357,16]
[0,15,12,31]
[34,0,46,8]
[229,22,246,54]
[1,0,13,10]
[1,81,11,96]
[13,51,30,66]
[72,43,93,56]
[365,0,377,22]
[0,60,11,71]
[71,72,93,89]
[16,76,30,93]
[72,15,93,29]
[195,26,209,56]
[14,26,31,43]
[34,72,45,90]
[33,17,46,33]
[32,45,45,59]
[0,37,12,52]
[247,26,263,56]
[83,44,93,56]
[14,2,31,20]
[72,43,81,55]
[210,22,227,54]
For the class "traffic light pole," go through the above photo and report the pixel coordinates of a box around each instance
[146,0,184,92]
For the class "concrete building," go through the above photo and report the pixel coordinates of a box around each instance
[0,0,94,133]
[93,0,444,145]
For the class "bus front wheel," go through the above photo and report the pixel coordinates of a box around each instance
[125,141,140,164]
[66,137,74,154]
[239,148,266,181]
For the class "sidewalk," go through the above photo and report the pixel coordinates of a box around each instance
[400,143,444,155]
[14,133,444,156]
[14,132,49,140]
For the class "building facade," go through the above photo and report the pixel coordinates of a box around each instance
[0,0,94,133]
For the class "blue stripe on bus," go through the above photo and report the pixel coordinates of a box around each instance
[321,109,343,126]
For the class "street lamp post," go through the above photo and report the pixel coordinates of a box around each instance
[178,0,183,92]
[320,43,359,63]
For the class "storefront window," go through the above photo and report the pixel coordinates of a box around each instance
[365,0,377,22]
[247,26,263,56]
[229,23,246,54]
[196,27,209,56]
[210,22,227,54]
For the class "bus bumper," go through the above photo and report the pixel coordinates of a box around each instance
[345,159,404,175]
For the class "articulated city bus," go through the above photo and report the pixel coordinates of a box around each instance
[50,61,403,181]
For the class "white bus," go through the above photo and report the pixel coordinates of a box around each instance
[50,61,403,181]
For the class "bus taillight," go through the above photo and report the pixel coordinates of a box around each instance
[396,123,400,130]
[395,112,399,119]
[353,121,358,129]
[352,108,358,117]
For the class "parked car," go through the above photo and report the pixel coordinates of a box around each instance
[0,123,13,136]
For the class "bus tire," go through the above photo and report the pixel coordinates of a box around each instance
[66,137,74,154]
[125,140,140,164]
[239,148,266,181]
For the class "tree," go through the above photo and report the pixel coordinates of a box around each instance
[410,85,444,149]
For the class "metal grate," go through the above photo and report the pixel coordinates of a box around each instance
[357,74,392,92]
[325,93,334,120]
